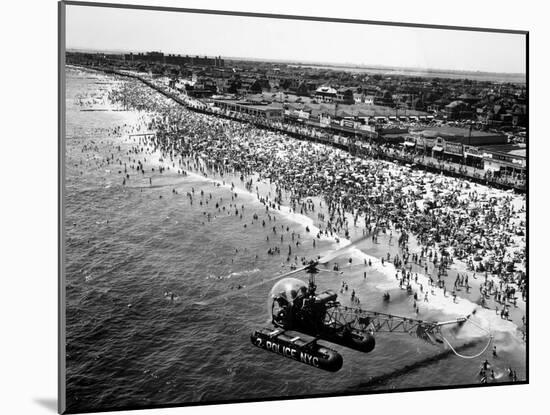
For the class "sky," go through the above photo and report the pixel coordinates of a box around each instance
[65,4,527,75]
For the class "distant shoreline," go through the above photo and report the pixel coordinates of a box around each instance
[287,63,526,84]
[66,49,525,84]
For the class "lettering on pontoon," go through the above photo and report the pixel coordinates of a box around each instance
[264,340,297,357]
[300,352,319,367]
[254,337,299,358]
[254,335,319,367]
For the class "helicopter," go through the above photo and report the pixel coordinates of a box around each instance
[196,235,485,372]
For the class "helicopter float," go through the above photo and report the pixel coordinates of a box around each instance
[196,235,489,372]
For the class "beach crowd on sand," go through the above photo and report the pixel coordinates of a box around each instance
[111,79,526,283]
[73,73,526,381]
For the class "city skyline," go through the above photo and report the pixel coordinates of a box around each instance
[66,4,527,76]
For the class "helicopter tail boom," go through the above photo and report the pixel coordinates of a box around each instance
[323,305,466,346]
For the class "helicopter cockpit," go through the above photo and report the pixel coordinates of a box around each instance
[270,278,308,329]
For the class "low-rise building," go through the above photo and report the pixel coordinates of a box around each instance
[417,126,507,146]
[479,144,526,176]
[443,100,472,120]
[314,86,338,103]
[211,99,284,120]
[336,88,354,104]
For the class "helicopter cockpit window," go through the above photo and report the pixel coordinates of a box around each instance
[270,278,308,304]
[270,278,308,328]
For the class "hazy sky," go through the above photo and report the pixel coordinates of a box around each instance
[66,4,526,74]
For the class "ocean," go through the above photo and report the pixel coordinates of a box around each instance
[63,68,526,413]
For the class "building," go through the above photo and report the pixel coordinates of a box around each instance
[407,126,524,174]
[314,86,338,103]
[354,94,375,105]
[374,90,394,107]
[410,126,508,162]
[479,144,526,176]
[462,145,485,168]
[336,89,355,104]
[211,99,284,120]
[186,84,217,98]
[124,52,223,67]
[417,126,507,146]
[443,100,472,120]
[313,86,354,104]
[378,127,409,144]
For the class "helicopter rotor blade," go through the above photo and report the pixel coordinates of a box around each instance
[317,262,362,272]
[195,234,370,306]
[317,268,340,274]
[318,234,370,265]
[194,265,307,306]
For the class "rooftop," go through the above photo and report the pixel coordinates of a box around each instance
[315,86,338,94]
[419,126,505,138]
[212,99,283,111]
[478,143,526,158]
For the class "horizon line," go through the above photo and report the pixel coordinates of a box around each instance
[65,47,527,78]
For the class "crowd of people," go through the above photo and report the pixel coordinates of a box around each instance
[106,77,527,313]
[102,73,533,323]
